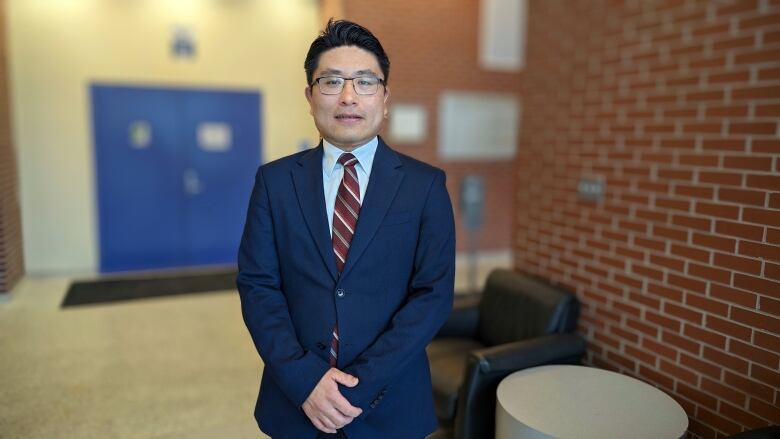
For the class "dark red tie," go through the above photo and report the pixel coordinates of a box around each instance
[330,153,360,366]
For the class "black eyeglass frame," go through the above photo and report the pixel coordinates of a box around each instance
[310,76,387,95]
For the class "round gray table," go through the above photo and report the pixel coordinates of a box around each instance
[496,365,688,439]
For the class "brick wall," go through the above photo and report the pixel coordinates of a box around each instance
[516,0,779,437]
[341,0,518,252]
[0,0,24,294]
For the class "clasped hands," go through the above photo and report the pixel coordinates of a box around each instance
[302,368,363,433]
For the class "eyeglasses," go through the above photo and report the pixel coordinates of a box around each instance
[312,76,385,95]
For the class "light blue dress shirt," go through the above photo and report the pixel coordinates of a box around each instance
[322,137,378,236]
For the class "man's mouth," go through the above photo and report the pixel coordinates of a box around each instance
[335,114,364,121]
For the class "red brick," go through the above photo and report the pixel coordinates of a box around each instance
[697,407,741,436]
[670,243,710,263]
[715,220,764,241]
[702,346,750,374]
[716,0,759,15]
[606,350,637,371]
[742,207,780,227]
[760,296,780,316]
[692,232,736,252]
[729,338,780,368]
[734,48,780,65]
[738,241,780,263]
[659,358,697,385]
[717,188,766,206]
[746,174,780,191]
[672,214,711,231]
[720,400,768,428]
[658,168,694,181]
[687,262,732,284]
[664,302,703,325]
[682,325,726,350]
[740,12,780,30]
[674,184,714,199]
[713,253,762,275]
[667,273,707,294]
[655,197,690,212]
[708,71,750,85]
[701,138,745,151]
[686,292,730,317]
[705,315,752,342]
[734,273,780,297]
[677,154,720,168]
[758,67,780,81]
[731,307,780,334]
[645,281,682,302]
[695,201,740,220]
[729,122,777,135]
[773,193,780,208]
[624,344,656,366]
[699,171,743,186]
[639,365,675,391]
[765,262,780,281]
[684,122,723,134]
[749,398,780,424]
[631,262,665,281]
[700,376,746,406]
[633,236,667,252]
[627,318,659,337]
[653,225,688,243]
[613,300,642,318]
[750,364,780,389]
[710,283,758,308]
[650,254,686,272]
[754,107,780,119]
[754,331,780,353]
[725,370,776,403]
[646,310,682,332]
[704,105,749,118]
[676,381,718,410]
[731,85,780,101]
[768,228,780,245]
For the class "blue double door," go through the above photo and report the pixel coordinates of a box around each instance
[91,84,261,273]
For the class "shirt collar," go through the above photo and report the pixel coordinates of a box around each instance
[322,136,378,178]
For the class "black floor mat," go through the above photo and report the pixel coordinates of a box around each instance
[61,269,238,307]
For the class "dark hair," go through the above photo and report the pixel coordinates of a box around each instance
[304,19,390,86]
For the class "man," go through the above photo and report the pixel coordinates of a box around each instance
[237,19,455,438]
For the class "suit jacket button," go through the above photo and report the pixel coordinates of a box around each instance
[316,342,326,350]
[336,289,345,297]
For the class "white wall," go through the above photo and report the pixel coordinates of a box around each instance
[8,0,321,275]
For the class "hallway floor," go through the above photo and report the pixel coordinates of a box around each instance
[0,251,509,438]
[0,277,265,438]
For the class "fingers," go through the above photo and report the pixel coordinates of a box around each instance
[311,416,337,434]
[322,406,353,430]
[331,392,363,418]
[331,369,359,387]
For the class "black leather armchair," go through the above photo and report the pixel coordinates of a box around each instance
[426,269,587,439]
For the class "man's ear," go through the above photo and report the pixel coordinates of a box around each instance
[304,86,313,115]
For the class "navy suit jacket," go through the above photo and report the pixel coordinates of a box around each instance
[236,138,455,438]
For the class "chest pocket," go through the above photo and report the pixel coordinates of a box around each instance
[381,211,411,226]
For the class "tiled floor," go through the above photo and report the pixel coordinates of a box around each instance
[0,252,510,438]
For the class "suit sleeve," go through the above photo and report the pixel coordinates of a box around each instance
[236,167,330,409]
[339,169,456,419]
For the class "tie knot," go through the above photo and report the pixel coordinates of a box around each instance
[338,153,358,167]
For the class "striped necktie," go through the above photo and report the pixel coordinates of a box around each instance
[330,153,360,366]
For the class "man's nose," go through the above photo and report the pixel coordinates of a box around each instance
[339,79,357,104]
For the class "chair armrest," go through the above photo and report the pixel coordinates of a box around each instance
[453,333,586,439]
[474,332,586,373]
[435,292,482,338]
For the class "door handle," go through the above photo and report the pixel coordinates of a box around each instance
[183,168,203,196]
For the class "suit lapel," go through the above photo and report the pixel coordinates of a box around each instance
[292,144,338,282]
[340,138,404,279]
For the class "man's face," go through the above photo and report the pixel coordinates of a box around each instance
[305,46,389,151]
